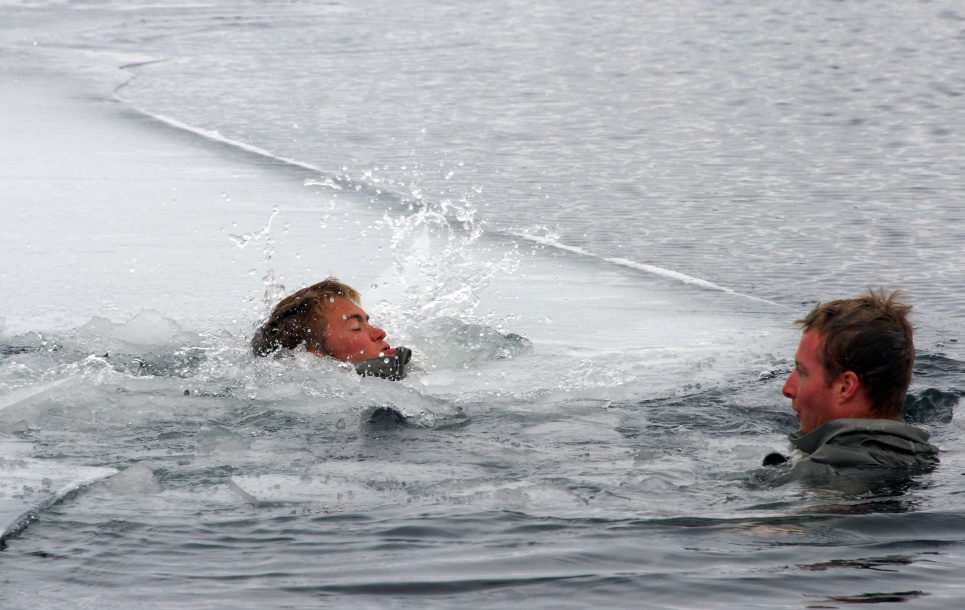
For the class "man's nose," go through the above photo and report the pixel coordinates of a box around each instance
[782,371,796,399]
[371,326,386,343]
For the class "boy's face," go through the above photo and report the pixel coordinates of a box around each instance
[311,296,394,362]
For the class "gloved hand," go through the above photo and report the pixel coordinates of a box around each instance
[354,346,413,381]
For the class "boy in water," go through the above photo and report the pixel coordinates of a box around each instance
[251,278,411,380]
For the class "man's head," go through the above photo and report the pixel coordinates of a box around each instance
[252,278,395,362]
[782,288,914,433]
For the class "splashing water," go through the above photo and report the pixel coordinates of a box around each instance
[374,200,518,324]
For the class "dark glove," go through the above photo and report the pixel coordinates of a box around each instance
[762,452,790,466]
[354,346,413,381]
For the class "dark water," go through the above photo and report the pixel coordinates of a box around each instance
[1,323,963,608]
[2,0,965,607]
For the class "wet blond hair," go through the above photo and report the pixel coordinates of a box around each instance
[251,278,361,357]
[797,288,914,419]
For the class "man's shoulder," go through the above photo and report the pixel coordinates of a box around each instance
[791,418,934,448]
[789,418,939,470]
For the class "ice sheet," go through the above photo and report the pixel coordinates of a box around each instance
[0,76,394,335]
[0,71,797,376]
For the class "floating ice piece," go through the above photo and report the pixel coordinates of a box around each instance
[0,378,77,432]
[230,474,395,510]
[0,439,117,541]
[196,425,252,454]
[112,309,181,346]
[0,378,74,412]
[97,463,161,496]
[229,460,484,511]
[1,381,118,539]
[229,460,586,514]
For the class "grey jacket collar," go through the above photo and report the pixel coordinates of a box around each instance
[789,418,933,454]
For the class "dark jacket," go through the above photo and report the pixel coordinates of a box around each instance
[788,418,938,474]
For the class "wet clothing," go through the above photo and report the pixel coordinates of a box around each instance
[764,418,939,474]
[354,346,412,381]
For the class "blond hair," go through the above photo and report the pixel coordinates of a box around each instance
[251,278,361,356]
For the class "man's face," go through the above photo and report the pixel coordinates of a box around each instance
[312,297,395,362]
[782,330,840,434]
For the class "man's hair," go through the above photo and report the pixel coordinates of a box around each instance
[251,278,361,357]
[797,287,914,419]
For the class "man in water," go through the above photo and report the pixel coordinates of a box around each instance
[764,288,938,471]
[251,277,411,380]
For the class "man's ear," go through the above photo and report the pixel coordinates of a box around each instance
[836,370,861,402]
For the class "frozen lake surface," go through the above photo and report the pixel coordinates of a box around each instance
[2,1,965,607]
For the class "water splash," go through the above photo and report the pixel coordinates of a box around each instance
[371,189,519,335]
[227,206,278,250]
[225,207,287,316]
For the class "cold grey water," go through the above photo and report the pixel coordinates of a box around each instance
[2,0,965,608]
